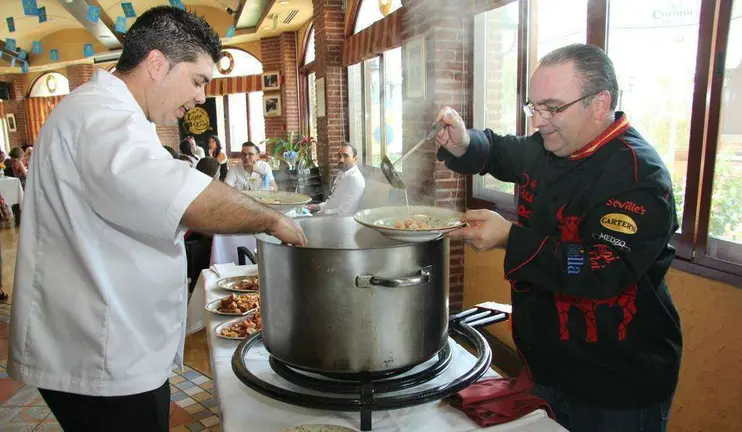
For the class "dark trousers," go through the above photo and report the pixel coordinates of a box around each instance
[39,380,170,432]
[533,384,672,432]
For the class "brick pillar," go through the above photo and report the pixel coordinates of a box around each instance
[156,126,180,148]
[401,0,472,312]
[312,0,344,193]
[0,74,29,147]
[261,37,284,139]
[280,32,300,134]
[66,64,95,90]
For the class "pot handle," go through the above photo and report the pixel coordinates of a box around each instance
[356,266,432,288]
[450,307,509,329]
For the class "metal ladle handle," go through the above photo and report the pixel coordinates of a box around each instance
[393,121,444,168]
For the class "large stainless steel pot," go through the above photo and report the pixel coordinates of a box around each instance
[255,216,449,374]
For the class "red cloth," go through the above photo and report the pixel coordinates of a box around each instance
[448,368,554,427]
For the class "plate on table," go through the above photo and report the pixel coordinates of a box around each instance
[205,293,260,316]
[213,311,262,340]
[353,206,465,243]
[216,274,260,293]
[242,190,311,215]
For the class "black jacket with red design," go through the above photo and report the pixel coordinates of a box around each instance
[438,112,682,409]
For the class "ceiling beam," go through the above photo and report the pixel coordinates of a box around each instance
[235,0,276,36]
[55,0,123,50]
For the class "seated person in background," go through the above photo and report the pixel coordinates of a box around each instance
[308,144,365,216]
[196,157,220,179]
[5,147,28,187]
[23,147,33,168]
[225,142,276,191]
[186,135,206,159]
[177,154,194,167]
[179,138,199,165]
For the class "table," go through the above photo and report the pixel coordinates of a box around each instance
[0,177,23,207]
[198,268,567,432]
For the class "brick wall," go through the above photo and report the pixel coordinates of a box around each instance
[156,126,180,148]
[312,0,345,193]
[0,74,29,147]
[401,0,472,311]
[66,64,95,91]
[261,37,284,139]
[280,32,300,133]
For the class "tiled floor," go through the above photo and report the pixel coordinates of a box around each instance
[0,225,221,431]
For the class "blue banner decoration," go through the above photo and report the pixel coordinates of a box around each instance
[38,6,46,23]
[169,0,185,10]
[121,2,136,18]
[5,38,16,52]
[87,5,100,22]
[21,61,28,73]
[22,0,39,16]
[226,26,235,38]
[115,16,127,33]
[17,49,27,60]
[6,17,15,33]
[50,48,59,61]
[83,43,94,58]
[32,40,42,55]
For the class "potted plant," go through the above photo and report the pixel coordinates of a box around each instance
[263,132,316,171]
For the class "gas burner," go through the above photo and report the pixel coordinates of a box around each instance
[232,308,507,431]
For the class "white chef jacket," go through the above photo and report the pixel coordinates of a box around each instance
[317,164,366,216]
[8,70,212,397]
[224,160,274,191]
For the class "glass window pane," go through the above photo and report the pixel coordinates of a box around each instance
[354,0,403,34]
[608,0,702,230]
[348,64,364,159]
[308,72,318,139]
[248,91,266,147]
[473,4,519,198]
[383,48,403,164]
[532,0,587,61]
[364,57,382,167]
[214,96,226,150]
[710,0,742,246]
[304,28,316,65]
[228,93,248,153]
[29,72,70,97]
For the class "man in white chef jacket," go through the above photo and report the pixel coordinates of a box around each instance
[7,7,306,431]
[308,144,366,216]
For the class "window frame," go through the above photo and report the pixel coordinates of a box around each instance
[299,24,317,138]
[466,0,742,286]
[213,94,261,158]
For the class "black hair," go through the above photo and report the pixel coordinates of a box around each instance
[179,138,195,157]
[196,157,220,178]
[207,135,222,158]
[116,6,222,74]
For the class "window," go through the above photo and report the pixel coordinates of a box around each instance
[470,0,742,282]
[472,0,587,210]
[347,0,404,169]
[300,26,318,139]
[211,48,265,154]
[29,72,69,97]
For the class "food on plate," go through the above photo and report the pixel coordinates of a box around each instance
[216,293,260,314]
[255,197,282,205]
[220,312,262,338]
[394,217,436,230]
[234,275,259,291]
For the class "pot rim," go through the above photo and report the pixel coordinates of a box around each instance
[255,232,443,251]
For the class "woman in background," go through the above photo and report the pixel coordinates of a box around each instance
[179,139,199,165]
[207,135,228,181]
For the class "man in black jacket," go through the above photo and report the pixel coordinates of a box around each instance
[436,44,682,432]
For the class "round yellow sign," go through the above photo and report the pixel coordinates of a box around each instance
[183,107,211,135]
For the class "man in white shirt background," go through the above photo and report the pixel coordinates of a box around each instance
[308,144,366,216]
[8,7,306,432]
[186,135,206,159]
[224,141,277,191]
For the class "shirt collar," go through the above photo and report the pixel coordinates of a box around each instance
[92,69,148,118]
[568,111,630,160]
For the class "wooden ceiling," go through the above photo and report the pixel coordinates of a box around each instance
[0,0,313,71]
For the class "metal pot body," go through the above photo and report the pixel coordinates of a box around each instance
[256,216,449,374]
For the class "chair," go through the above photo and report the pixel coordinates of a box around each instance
[184,233,213,295]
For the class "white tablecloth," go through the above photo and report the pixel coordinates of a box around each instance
[198,268,567,432]
[0,177,23,206]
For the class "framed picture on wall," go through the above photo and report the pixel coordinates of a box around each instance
[316,77,326,118]
[405,35,426,99]
[263,95,282,117]
[5,114,16,132]
[262,71,281,91]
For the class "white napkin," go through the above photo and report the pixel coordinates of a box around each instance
[210,263,257,278]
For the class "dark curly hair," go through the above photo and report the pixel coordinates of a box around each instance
[116,6,222,74]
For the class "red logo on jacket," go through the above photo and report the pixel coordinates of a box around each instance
[554,284,637,342]
[556,205,583,243]
[606,198,646,215]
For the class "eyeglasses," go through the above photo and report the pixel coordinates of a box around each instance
[241,152,258,157]
[522,92,602,119]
